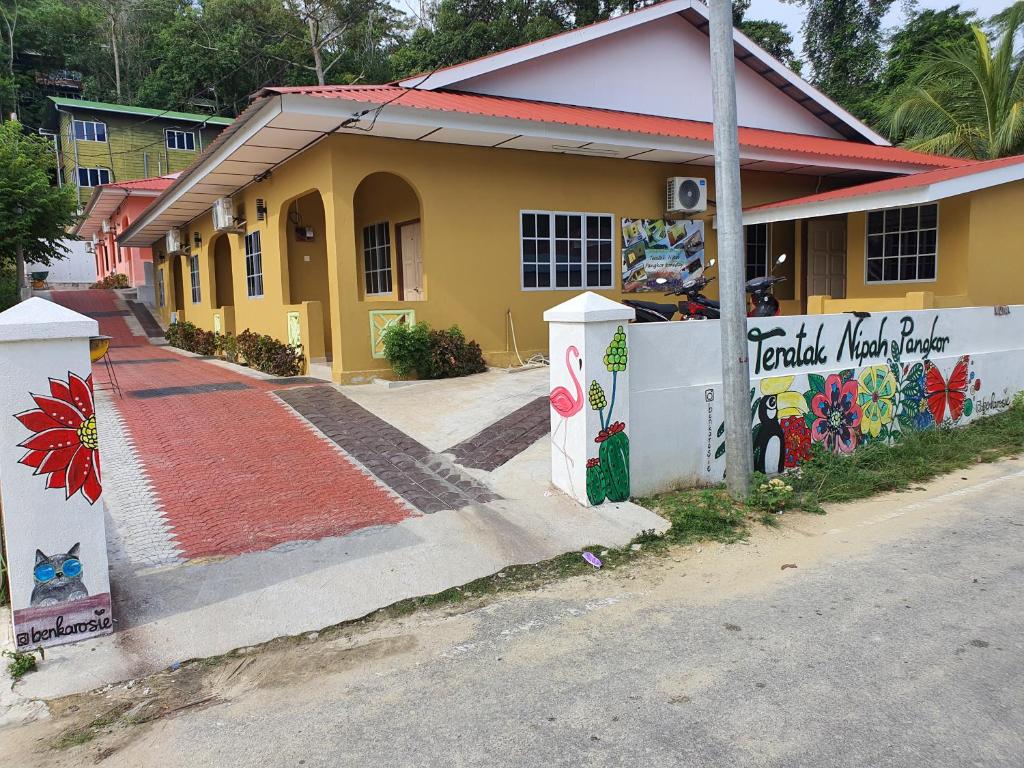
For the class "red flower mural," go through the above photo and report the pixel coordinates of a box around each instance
[15,372,102,505]
[780,415,812,468]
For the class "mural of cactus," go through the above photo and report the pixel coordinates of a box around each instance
[588,326,630,505]
[597,421,629,502]
[586,458,607,505]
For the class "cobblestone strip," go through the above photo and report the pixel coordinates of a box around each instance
[95,392,183,567]
[447,396,550,471]
[276,386,501,513]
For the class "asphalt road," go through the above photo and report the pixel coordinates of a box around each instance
[13,461,1024,767]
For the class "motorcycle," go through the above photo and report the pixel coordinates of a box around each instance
[623,254,788,322]
[747,253,788,318]
[623,259,720,322]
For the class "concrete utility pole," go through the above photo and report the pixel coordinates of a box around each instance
[708,0,753,497]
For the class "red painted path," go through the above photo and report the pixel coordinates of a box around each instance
[52,290,409,560]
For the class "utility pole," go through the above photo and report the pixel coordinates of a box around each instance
[708,0,753,498]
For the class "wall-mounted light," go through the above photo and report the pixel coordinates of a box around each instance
[193,231,202,249]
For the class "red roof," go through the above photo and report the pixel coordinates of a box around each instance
[745,154,1024,213]
[265,85,966,171]
[95,174,178,193]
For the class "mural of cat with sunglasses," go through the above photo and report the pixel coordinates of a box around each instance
[30,543,88,607]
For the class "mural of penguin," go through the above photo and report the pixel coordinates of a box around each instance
[754,394,786,475]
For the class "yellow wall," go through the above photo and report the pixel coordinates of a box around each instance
[150,133,820,381]
[965,182,1024,305]
[807,185,1024,313]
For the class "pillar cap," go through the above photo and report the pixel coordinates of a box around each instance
[543,292,636,323]
[0,297,98,342]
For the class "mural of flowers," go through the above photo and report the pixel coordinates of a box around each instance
[586,327,630,504]
[809,372,862,454]
[780,415,812,468]
[857,365,898,441]
[15,372,102,505]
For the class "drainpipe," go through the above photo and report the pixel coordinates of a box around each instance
[38,128,62,186]
[55,105,81,207]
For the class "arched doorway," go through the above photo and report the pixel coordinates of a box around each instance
[352,173,423,302]
[283,191,332,354]
[211,234,234,309]
[171,255,185,318]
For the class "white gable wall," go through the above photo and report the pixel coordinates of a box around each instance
[448,14,844,139]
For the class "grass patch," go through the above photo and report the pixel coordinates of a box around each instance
[53,702,133,750]
[4,649,39,679]
[787,399,1024,510]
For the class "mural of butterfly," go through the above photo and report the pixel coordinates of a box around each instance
[923,355,970,424]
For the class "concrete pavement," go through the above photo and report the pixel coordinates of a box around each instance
[6,458,1023,767]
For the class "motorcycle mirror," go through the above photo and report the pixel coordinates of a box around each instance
[707,259,716,268]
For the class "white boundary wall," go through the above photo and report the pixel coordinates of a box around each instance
[547,295,1024,502]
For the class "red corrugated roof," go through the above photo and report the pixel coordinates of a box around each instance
[96,174,178,192]
[264,85,966,171]
[745,154,1024,213]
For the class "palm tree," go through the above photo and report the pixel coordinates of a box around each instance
[886,7,1024,159]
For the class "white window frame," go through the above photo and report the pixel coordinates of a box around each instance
[189,253,201,304]
[744,223,771,281]
[165,129,197,151]
[864,203,939,285]
[77,167,111,187]
[519,210,615,291]
[362,221,393,297]
[244,231,264,298]
[73,119,107,142]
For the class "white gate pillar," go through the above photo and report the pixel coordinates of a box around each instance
[0,298,114,650]
[544,293,634,506]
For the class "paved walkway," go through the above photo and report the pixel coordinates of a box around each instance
[13,292,666,699]
[51,290,409,561]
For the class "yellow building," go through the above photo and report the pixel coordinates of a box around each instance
[119,0,1018,383]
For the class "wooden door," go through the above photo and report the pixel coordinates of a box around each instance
[399,221,424,301]
[807,217,847,299]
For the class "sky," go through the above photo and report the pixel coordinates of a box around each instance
[746,0,1009,42]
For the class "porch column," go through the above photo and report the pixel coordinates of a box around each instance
[544,293,634,507]
[323,181,358,380]
[0,298,114,650]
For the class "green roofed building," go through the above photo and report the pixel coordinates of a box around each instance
[46,97,234,208]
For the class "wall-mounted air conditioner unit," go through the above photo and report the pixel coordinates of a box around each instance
[165,228,184,255]
[666,177,708,215]
[101,220,111,234]
[213,197,243,232]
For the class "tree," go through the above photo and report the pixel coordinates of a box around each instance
[730,0,801,73]
[0,119,78,296]
[878,5,975,94]
[784,0,894,118]
[390,0,566,77]
[885,7,1024,159]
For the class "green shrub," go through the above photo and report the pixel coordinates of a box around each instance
[217,331,240,363]
[381,321,432,378]
[427,326,487,378]
[382,322,486,379]
[235,329,303,377]
[91,273,129,289]
[164,320,217,356]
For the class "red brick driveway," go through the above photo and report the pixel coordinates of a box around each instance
[52,290,409,560]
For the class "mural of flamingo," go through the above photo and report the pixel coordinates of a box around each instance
[550,345,584,467]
